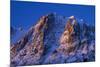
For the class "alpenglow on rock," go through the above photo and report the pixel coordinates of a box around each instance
[11,13,95,66]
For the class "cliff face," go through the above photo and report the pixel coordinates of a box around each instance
[11,15,48,65]
[44,15,95,64]
[11,13,95,66]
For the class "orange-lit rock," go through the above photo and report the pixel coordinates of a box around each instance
[11,15,48,65]
[58,16,79,55]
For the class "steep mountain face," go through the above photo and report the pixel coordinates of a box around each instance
[10,13,95,66]
[43,15,95,64]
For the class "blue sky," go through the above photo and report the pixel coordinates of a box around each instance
[11,1,95,30]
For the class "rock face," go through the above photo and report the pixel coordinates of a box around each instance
[11,13,95,66]
[11,15,48,66]
[57,16,80,55]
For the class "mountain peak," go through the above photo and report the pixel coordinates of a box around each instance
[69,15,75,19]
[11,13,95,66]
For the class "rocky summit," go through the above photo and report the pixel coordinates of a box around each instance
[10,13,95,66]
